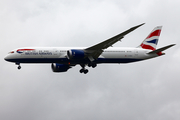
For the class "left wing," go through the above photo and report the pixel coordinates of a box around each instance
[84,23,145,61]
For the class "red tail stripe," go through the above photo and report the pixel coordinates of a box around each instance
[140,44,156,50]
[141,44,163,56]
[146,30,161,39]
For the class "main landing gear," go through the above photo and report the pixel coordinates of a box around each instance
[16,63,21,70]
[88,62,97,68]
[79,64,88,74]
[79,62,97,74]
[80,68,88,74]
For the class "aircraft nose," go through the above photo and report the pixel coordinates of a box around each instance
[4,56,9,61]
[4,55,11,62]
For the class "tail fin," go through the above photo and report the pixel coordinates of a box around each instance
[138,26,162,50]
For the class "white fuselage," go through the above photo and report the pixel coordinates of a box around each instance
[4,47,158,65]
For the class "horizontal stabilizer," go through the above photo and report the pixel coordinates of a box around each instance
[148,44,176,54]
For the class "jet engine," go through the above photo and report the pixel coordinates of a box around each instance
[67,49,85,60]
[51,63,71,72]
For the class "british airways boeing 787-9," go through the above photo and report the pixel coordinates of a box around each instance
[4,23,175,74]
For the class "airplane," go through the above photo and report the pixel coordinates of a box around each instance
[4,23,175,74]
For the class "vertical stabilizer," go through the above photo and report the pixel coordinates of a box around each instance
[138,26,162,50]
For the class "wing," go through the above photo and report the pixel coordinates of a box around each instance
[84,23,145,61]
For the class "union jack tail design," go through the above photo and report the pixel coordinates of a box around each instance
[138,26,162,50]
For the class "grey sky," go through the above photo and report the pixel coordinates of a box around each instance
[0,0,180,120]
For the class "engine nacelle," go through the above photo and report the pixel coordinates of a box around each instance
[67,49,85,60]
[51,63,70,72]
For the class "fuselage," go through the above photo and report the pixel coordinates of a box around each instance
[4,47,158,65]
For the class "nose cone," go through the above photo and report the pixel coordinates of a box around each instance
[4,54,15,62]
[4,55,10,62]
[4,52,21,63]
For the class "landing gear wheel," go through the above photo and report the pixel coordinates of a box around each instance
[18,66,21,69]
[79,68,89,74]
[79,64,89,74]
[80,69,84,73]
[92,63,97,68]
[88,63,91,67]
[87,62,97,68]
[84,69,88,74]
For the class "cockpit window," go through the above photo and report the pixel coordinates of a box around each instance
[9,51,14,54]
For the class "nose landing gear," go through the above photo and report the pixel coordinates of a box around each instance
[18,65,21,69]
[16,63,21,70]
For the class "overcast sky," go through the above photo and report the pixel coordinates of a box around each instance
[0,0,180,120]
